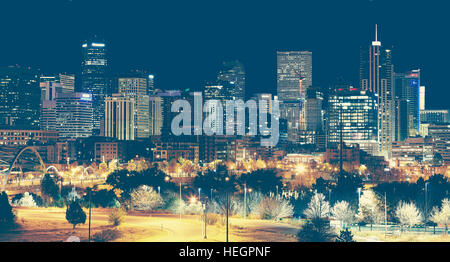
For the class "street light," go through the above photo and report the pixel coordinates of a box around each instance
[88,188,92,242]
[425,182,430,231]
[225,176,230,242]
[198,188,202,203]
[179,181,182,220]
[244,184,247,219]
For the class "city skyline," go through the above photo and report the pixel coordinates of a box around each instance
[0,0,448,110]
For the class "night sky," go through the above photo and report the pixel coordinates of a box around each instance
[0,0,448,109]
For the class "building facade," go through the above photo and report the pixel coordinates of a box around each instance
[55,93,94,139]
[277,51,313,142]
[105,94,135,141]
[327,89,379,156]
[0,66,40,129]
[81,38,109,134]
[360,26,394,158]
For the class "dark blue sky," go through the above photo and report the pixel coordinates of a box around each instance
[0,0,448,109]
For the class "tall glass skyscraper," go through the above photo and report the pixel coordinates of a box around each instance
[0,66,40,129]
[217,60,246,100]
[394,69,421,137]
[327,89,379,156]
[81,38,109,135]
[277,51,312,142]
[56,93,93,138]
[359,25,394,158]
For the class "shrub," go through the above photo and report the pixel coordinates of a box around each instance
[13,192,37,207]
[201,213,220,225]
[255,196,294,220]
[336,229,355,242]
[130,185,163,211]
[92,228,121,242]
[65,201,86,229]
[109,208,126,227]
[0,192,15,229]
[297,218,337,242]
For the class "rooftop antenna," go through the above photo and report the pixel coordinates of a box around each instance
[372,24,381,46]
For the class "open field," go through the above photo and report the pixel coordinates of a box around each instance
[1,207,449,242]
[0,207,298,242]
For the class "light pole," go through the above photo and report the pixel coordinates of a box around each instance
[244,184,247,219]
[88,188,92,242]
[226,192,229,242]
[179,181,182,220]
[225,176,230,242]
[425,182,430,232]
[276,185,279,199]
[384,192,387,239]
[198,188,201,203]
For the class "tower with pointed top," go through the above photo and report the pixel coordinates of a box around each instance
[360,25,394,158]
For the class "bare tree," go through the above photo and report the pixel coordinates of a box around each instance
[430,198,450,236]
[395,202,422,232]
[331,201,355,229]
[256,196,294,220]
[304,192,330,220]
[130,185,163,211]
[356,190,383,230]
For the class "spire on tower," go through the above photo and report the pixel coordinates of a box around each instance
[372,24,381,46]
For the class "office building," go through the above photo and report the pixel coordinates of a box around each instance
[360,25,394,158]
[420,110,449,124]
[0,66,40,129]
[81,38,109,134]
[55,93,93,139]
[277,51,312,142]
[105,94,135,141]
[217,60,246,100]
[118,77,150,139]
[327,89,379,156]
[395,69,421,137]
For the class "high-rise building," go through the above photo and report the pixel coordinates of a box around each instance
[420,85,426,111]
[105,94,135,141]
[157,90,184,136]
[55,93,93,138]
[394,99,409,142]
[327,89,379,156]
[305,87,323,132]
[420,110,449,124]
[149,96,163,136]
[394,69,421,137]
[148,74,156,95]
[428,124,450,163]
[118,77,150,139]
[0,66,40,129]
[277,51,312,142]
[360,25,394,158]
[40,81,63,131]
[81,38,109,135]
[217,60,246,100]
[41,73,75,94]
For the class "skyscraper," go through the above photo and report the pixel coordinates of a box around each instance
[217,60,246,100]
[360,25,394,158]
[81,38,109,135]
[394,69,421,137]
[118,77,150,139]
[40,81,63,131]
[0,66,40,129]
[55,93,93,138]
[277,51,312,142]
[105,94,135,141]
[327,89,379,156]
